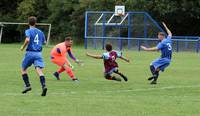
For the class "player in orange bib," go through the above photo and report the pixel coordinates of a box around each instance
[50,37,82,81]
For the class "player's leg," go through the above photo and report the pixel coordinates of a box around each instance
[148,58,161,84]
[51,56,67,80]
[113,69,128,81]
[148,65,159,81]
[104,73,121,81]
[149,58,170,84]
[34,56,47,96]
[150,67,160,84]
[35,67,47,96]
[151,63,170,84]
[63,63,78,81]
[21,54,32,94]
[21,68,32,93]
[53,66,65,80]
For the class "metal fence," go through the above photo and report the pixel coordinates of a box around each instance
[84,11,200,52]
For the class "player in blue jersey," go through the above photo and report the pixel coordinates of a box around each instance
[20,16,47,96]
[141,22,172,84]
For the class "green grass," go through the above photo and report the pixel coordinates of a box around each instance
[0,44,200,116]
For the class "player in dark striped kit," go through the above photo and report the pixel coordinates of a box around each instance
[86,43,130,82]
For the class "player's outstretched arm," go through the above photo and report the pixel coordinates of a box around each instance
[141,45,158,51]
[162,22,172,37]
[67,49,83,65]
[20,38,29,51]
[120,56,130,63]
[86,52,103,59]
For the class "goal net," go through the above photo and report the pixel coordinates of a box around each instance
[0,22,51,46]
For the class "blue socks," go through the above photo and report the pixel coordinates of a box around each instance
[22,74,30,87]
[40,76,46,88]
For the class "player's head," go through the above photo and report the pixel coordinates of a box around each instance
[65,37,73,47]
[105,43,112,52]
[158,32,165,40]
[28,16,37,26]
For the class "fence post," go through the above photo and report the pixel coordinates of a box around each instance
[143,14,148,46]
[196,38,200,53]
[93,25,97,49]
[0,24,4,44]
[137,39,141,51]
[118,26,122,50]
[128,12,131,49]
[176,40,179,52]
[84,12,88,49]
[102,13,106,50]
[184,37,188,50]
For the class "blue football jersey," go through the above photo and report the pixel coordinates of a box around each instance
[25,27,45,52]
[156,36,172,59]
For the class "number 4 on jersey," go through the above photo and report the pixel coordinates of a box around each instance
[167,43,172,51]
[34,34,39,44]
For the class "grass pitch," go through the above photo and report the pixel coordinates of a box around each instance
[0,44,200,116]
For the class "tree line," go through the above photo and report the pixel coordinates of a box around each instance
[0,0,200,43]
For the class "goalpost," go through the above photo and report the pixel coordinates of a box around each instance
[0,22,51,46]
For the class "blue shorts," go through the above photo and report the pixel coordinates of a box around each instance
[21,51,44,70]
[104,67,118,75]
[151,58,171,71]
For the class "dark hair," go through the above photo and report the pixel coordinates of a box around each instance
[65,37,72,41]
[28,16,37,26]
[105,43,112,51]
[158,32,165,36]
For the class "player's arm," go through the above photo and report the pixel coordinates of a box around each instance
[67,49,83,64]
[140,45,158,51]
[86,52,103,59]
[20,38,30,51]
[162,22,172,37]
[119,56,130,63]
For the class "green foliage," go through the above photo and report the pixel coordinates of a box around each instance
[0,0,200,43]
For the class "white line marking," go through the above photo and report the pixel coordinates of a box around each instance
[1,85,200,96]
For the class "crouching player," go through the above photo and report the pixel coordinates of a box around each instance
[50,37,82,81]
[20,16,47,96]
[86,43,130,82]
[141,22,172,84]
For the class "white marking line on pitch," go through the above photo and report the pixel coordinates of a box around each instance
[1,85,200,96]
[86,85,200,94]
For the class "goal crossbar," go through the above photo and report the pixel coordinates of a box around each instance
[0,22,51,46]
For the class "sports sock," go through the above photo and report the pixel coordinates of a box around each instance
[150,65,155,75]
[150,65,160,81]
[153,71,159,80]
[57,67,65,74]
[22,74,30,87]
[65,66,75,79]
[40,76,46,88]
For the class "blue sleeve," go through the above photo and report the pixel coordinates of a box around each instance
[25,30,30,38]
[166,35,172,40]
[102,53,109,60]
[67,49,77,61]
[156,42,164,50]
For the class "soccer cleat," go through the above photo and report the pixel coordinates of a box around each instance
[53,72,60,80]
[22,86,32,94]
[148,76,154,81]
[72,78,79,82]
[121,75,128,82]
[41,87,47,96]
